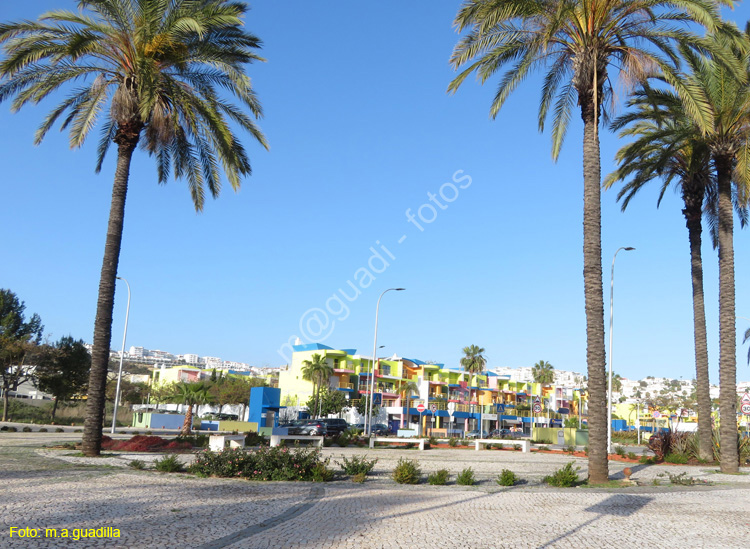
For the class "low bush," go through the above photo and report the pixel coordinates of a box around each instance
[352,472,366,484]
[614,445,626,457]
[174,434,209,448]
[336,433,351,447]
[497,469,518,486]
[392,458,421,484]
[565,445,576,454]
[627,452,637,460]
[55,428,64,433]
[145,430,153,435]
[188,446,333,482]
[448,437,458,447]
[154,454,184,473]
[38,428,48,432]
[513,444,522,451]
[639,455,656,465]
[456,467,476,486]
[428,436,438,446]
[664,452,688,464]
[543,462,580,487]
[128,459,146,470]
[132,430,140,435]
[22,426,32,432]
[428,469,450,485]
[335,455,378,476]
[244,431,267,447]
[583,446,589,456]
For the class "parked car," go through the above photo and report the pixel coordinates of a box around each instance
[288,420,327,436]
[465,430,489,439]
[319,418,349,436]
[488,429,518,439]
[371,424,391,436]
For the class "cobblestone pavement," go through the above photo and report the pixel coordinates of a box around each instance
[2,434,750,548]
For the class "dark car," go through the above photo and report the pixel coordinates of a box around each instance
[288,420,327,436]
[371,423,391,436]
[488,428,516,438]
[319,418,349,436]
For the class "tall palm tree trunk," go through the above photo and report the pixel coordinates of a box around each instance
[715,157,739,472]
[82,131,139,457]
[580,90,609,484]
[683,189,713,461]
[182,404,193,435]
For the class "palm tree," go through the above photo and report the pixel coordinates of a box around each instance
[301,354,332,418]
[674,36,750,472]
[0,1,267,457]
[169,382,213,435]
[531,360,555,384]
[399,380,419,428]
[460,344,486,409]
[448,0,725,484]
[604,82,736,461]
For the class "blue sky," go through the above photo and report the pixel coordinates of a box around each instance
[1,1,749,382]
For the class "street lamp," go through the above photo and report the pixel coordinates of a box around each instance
[608,247,635,454]
[366,288,405,436]
[110,276,131,434]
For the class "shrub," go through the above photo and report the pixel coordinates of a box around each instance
[74,429,82,433]
[336,433,351,447]
[336,454,378,476]
[565,445,576,454]
[132,430,140,435]
[429,436,438,445]
[497,469,518,486]
[352,472,366,484]
[22,426,32,432]
[428,469,450,485]
[392,458,421,484]
[322,437,333,447]
[311,462,334,482]
[145,430,153,435]
[448,437,458,447]
[513,444,522,451]
[174,434,209,448]
[583,446,589,456]
[456,467,476,486]
[244,431,267,447]
[543,462,580,487]
[128,459,146,470]
[627,452,637,460]
[39,428,48,432]
[55,428,64,433]
[664,452,688,464]
[154,454,184,473]
[460,439,470,447]
[614,445,626,457]
[189,446,333,482]
[639,455,655,465]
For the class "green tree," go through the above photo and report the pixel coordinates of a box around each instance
[168,382,214,435]
[0,289,44,421]
[531,360,555,384]
[355,394,379,420]
[447,0,725,484]
[305,387,347,418]
[35,336,91,420]
[301,354,333,418]
[0,0,267,456]
[460,345,486,402]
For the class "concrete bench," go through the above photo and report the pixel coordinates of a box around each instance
[269,435,324,448]
[209,434,246,451]
[369,437,426,450]
[474,438,530,452]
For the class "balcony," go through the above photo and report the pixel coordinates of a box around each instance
[337,382,354,390]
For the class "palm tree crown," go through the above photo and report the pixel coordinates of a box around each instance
[532,360,555,384]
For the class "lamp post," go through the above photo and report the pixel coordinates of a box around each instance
[608,247,635,454]
[366,288,405,436]
[110,276,131,434]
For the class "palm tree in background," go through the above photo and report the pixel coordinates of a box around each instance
[301,354,333,418]
[399,380,419,428]
[0,0,268,456]
[460,345,486,404]
[605,80,747,460]
[169,382,214,435]
[448,0,726,484]
[532,360,555,384]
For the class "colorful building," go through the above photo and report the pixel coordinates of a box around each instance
[279,343,588,435]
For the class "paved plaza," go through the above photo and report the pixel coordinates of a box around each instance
[2,431,750,548]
